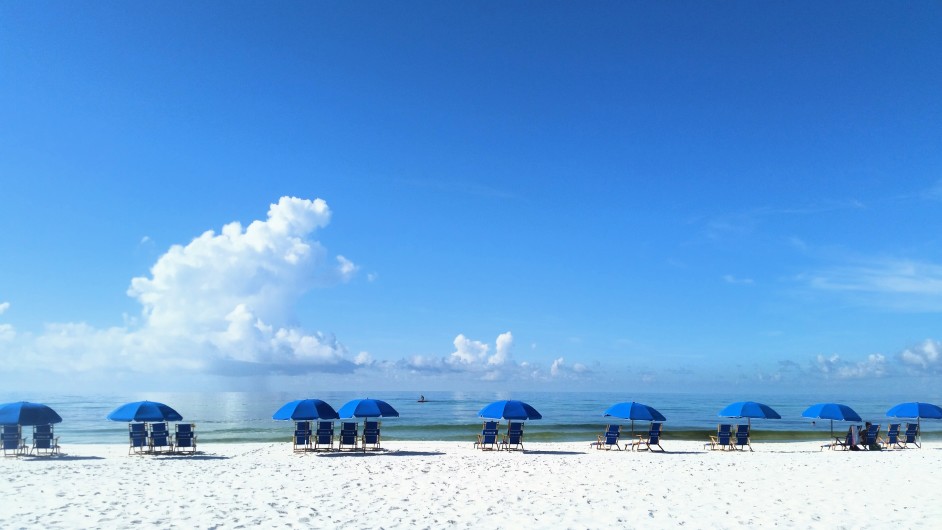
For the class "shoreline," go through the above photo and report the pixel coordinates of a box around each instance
[2,440,940,528]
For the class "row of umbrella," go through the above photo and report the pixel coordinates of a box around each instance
[271,398,400,421]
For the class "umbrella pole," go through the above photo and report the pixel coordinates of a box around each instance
[830,419,833,439]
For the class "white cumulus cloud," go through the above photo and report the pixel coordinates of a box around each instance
[8,197,359,377]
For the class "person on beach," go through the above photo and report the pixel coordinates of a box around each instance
[848,425,861,450]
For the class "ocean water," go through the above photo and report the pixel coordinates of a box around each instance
[2,390,939,445]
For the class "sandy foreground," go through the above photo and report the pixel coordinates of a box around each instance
[0,440,940,529]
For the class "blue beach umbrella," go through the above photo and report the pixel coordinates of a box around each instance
[886,402,942,445]
[106,401,183,422]
[272,399,340,421]
[337,398,400,419]
[802,403,862,438]
[719,401,781,429]
[478,400,542,421]
[603,401,666,435]
[0,401,63,426]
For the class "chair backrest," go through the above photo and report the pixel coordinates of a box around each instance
[605,424,620,435]
[150,423,170,446]
[317,421,333,433]
[603,431,619,445]
[364,421,380,436]
[717,424,732,445]
[2,427,21,450]
[903,423,918,442]
[294,431,310,445]
[481,431,498,444]
[483,421,498,431]
[340,422,357,444]
[34,424,53,436]
[648,423,663,443]
[295,421,311,433]
[887,423,900,435]
[129,423,148,446]
[735,425,749,445]
[508,422,524,434]
[176,423,194,435]
[865,424,880,444]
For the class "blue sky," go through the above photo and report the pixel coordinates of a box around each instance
[1,2,941,395]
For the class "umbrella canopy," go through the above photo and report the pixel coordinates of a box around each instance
[604,402,667,422]
[106,401,183,422]
[719,401,781,419]
[0,401,63,426]
[719,401,780,430]
[802,403,862,438]
[337,398,400,419]
[886,402,942,419]
[603,401,666,435]
[478,400,542,421]
[272,399,339,421]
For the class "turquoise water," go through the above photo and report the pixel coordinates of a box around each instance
[2,390,940,444]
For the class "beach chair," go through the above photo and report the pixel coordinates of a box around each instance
[824,429,854,451]
[708,424,734,451]
[500,422,524,451]
[314,421,334,451]
[1,425,26,456]
[881,423,901,449]
[475,421,499,450]
[338,422,358,451]
[734,424,752,451]
[595,424,621,450]
[174,423,197,454]
[900,423,920,448]
[31,424,60,456]
[149,422,172,453]
[632,422,665,452]
[293,421,312,452]
[128,422,149,455]
[362,420,381,451]
[862,424,881,450]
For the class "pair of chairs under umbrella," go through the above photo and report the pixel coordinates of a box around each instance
[476,400,542,451]
[106,400,196,455]
[708,401,781,451]
[272,398,399,452]
[0,401,62,456]
[601,401,666,451]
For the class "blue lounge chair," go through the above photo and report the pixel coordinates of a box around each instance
[632,422,665,452]
[150,422,172,453]
[293,421,312,452]
[734,424,752,451]
[500,422,524,451]
[2,425,26,456]
[174,423,197,454]
[900,423,920,448]
[708,424,733,451]
[862,424,881,450]
[361,420,381,451]
[824,428,854,451]
[128,422,149,455]
[339,422,358,451]
[595,424,621,450]
[314,421,334,451]
[882,423,901,449]
[475,421,499,450]
[31,424,60,456]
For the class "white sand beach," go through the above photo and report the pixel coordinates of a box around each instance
[1,440,940,529]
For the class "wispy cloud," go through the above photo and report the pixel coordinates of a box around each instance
[805,258,942,311]
[396,177,515,200]
[704,200,865,240]
[723,274,754,285]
